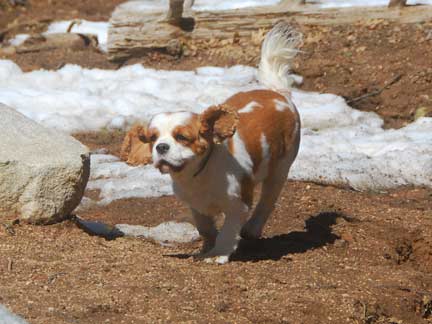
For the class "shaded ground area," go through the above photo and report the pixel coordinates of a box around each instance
[1,1,432,323]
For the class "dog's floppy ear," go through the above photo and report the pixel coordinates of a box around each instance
[199,104,239,144]
[120,124,152,166]
[133,124,149,143]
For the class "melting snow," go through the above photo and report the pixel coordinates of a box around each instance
[8,34,30,47]
[115,0,432,11]
[0,61,257,133]
[116,222,200,244]
[87,154,173,204]
[119,0,431,11]
[119,0,281,12]
[313,0,432,8]
[0,59,431,195]
[74,215,198,244]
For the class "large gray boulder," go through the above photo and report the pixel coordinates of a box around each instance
[0,304,29,324]
[0,104,90,224]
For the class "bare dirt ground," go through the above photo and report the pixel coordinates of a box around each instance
[1,1,432,323]
[1,183,432,324]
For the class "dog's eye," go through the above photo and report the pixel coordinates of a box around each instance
[150,134,157,142]
[175,134,189,142]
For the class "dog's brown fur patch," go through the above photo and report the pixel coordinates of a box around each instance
[200,104,239,144]
[173,115,209,155]
[120,124,152,166]
[225,90,299,174]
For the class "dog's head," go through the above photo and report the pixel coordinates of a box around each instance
[139,104,238,175]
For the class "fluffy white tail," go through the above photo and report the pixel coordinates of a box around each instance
[258,21,303,91]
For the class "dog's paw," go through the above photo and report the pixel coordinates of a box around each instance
[193,251,230,264]
[204,255,229,265]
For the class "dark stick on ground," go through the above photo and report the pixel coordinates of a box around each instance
[347,74,402,104]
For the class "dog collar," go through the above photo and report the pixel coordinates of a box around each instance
[193,144,214,177]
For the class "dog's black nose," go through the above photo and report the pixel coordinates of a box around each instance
[156,143,170,154]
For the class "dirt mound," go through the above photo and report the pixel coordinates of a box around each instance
[393,232,432,273]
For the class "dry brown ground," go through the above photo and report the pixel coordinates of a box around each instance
[1,183,432,324]
[0,1,432,323]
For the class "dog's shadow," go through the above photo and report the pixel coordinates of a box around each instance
[230,211,349,262]
[168,211,350,262]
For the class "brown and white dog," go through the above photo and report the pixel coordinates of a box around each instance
[139,22,302,263]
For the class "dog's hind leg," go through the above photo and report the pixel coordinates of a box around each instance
[191,209,218,254]
[241,159,292,240]
[242,126,300,240]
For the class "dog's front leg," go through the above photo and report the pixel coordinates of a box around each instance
[191,208,218,255]
[199,201,249,264]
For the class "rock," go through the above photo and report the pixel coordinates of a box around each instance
[0,104,90,224]
[73,216,199,245]
[74,216,124,241]
[0,304,29,324]
[115,222,199,244]
[16,33,98,54]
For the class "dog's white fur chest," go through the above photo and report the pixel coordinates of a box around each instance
[172,145,246,216]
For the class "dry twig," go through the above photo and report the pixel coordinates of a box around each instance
[347,74,402,104]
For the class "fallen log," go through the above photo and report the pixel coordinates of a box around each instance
[107,2,432,61]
